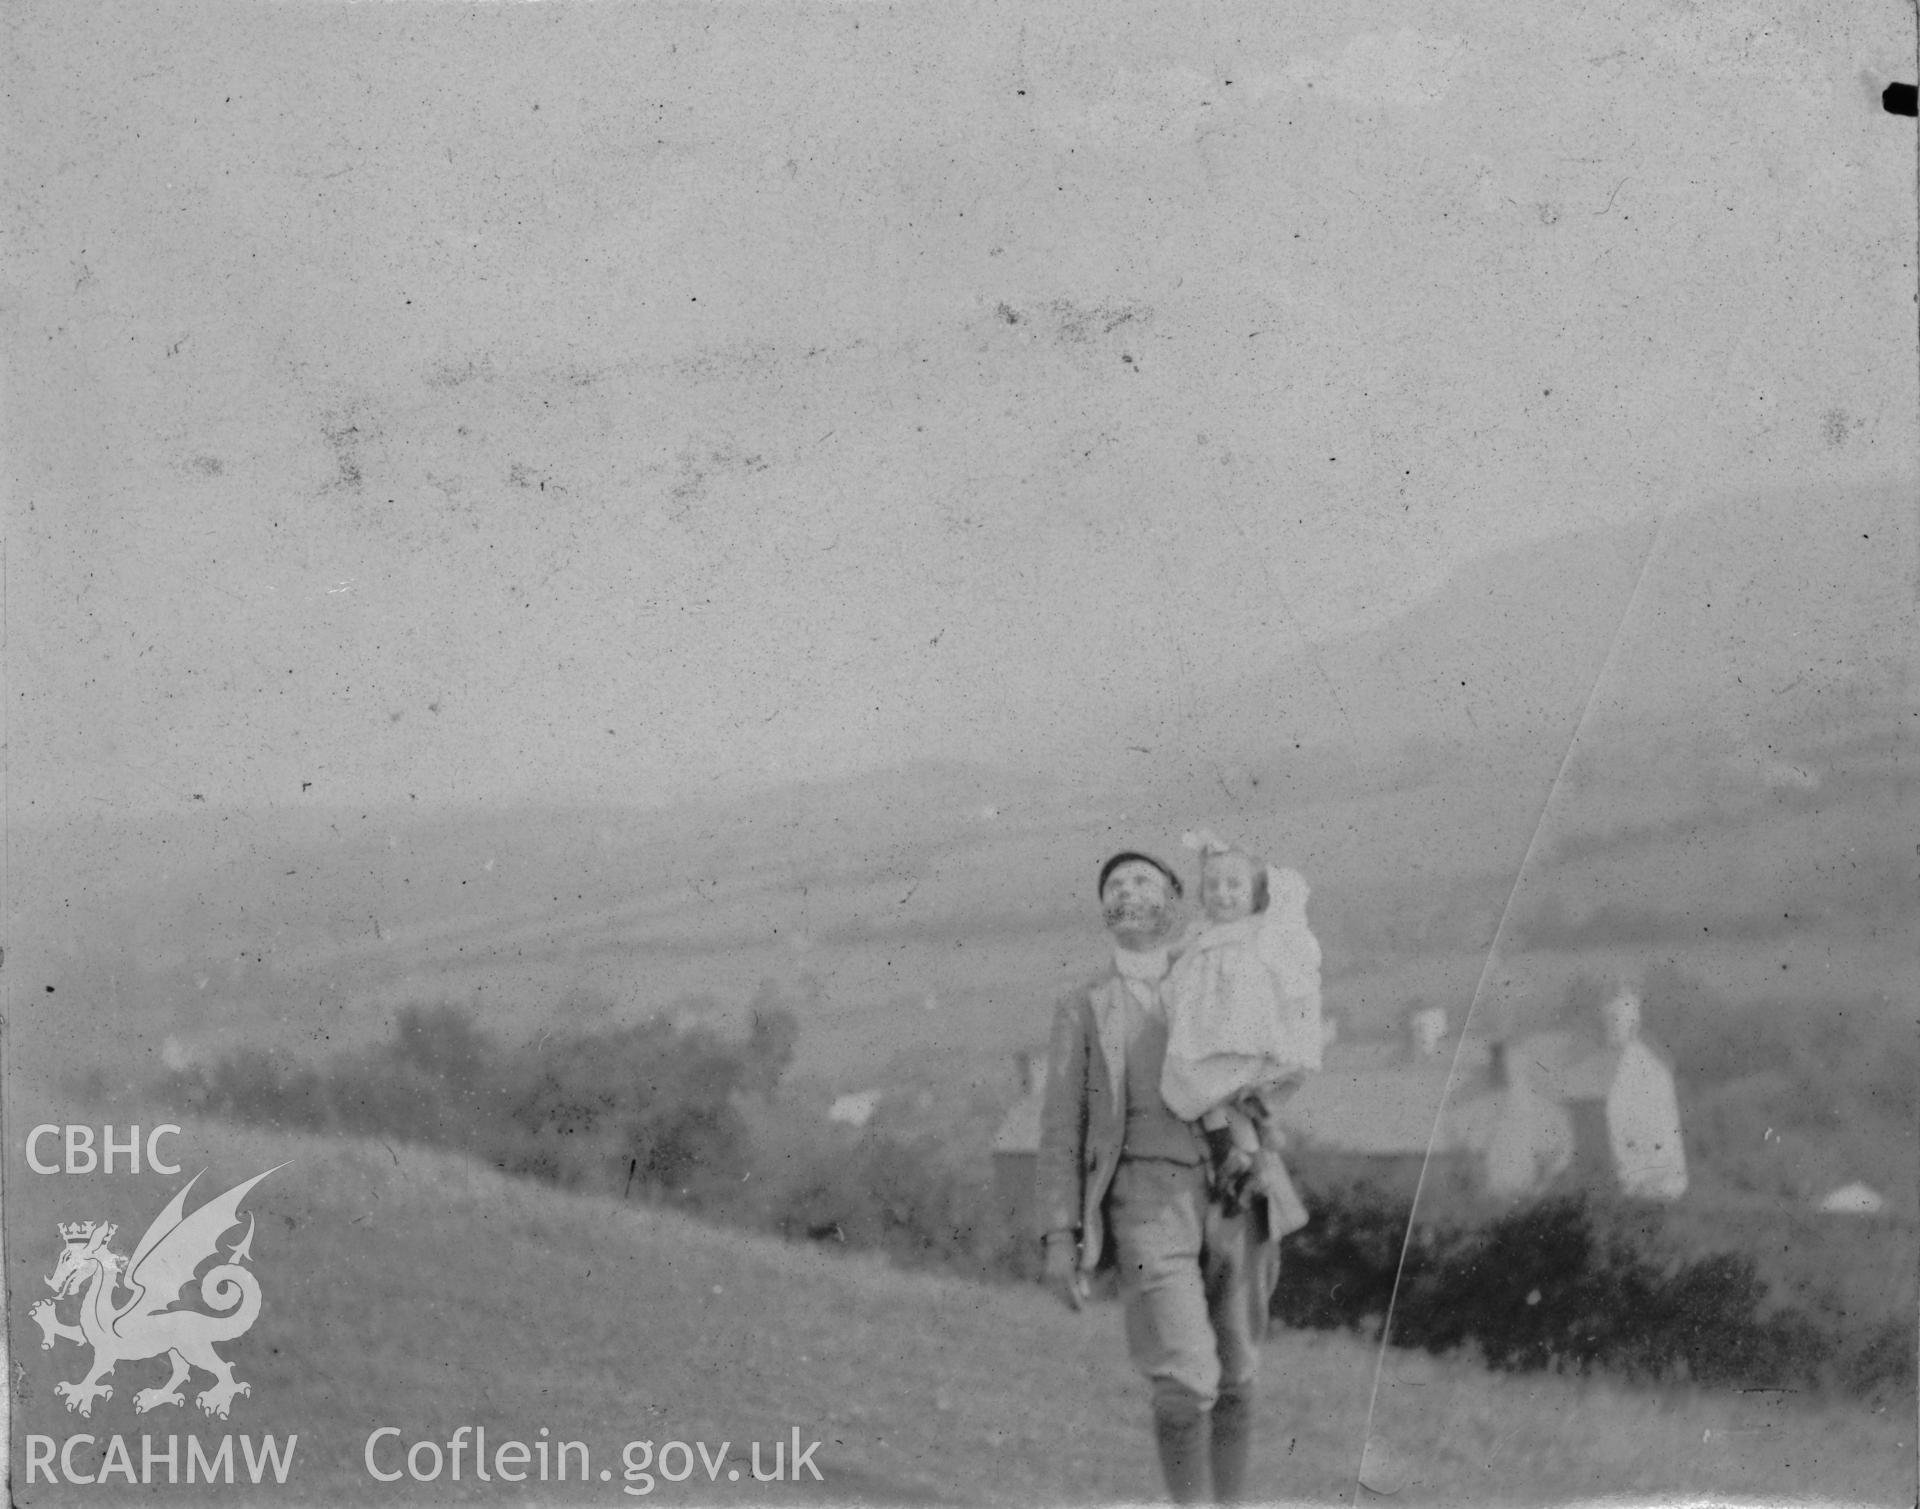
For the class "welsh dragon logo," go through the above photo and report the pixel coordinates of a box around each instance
[29,1165,284,1419]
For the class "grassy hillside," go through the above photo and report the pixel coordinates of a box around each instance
[7,1096,1914,1507]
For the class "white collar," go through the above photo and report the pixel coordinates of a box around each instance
[1112,946,1170,982]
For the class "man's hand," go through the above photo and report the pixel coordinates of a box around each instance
[1214,1147,1258,1215]
[1042,1235,1087,1312]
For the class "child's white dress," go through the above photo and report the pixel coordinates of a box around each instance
[1160,866,1323,1122]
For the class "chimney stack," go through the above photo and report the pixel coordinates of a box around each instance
[1409,1006,1447,1059]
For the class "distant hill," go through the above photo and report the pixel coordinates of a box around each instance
[9,483,1909,1088]
[1095,479,1910,806]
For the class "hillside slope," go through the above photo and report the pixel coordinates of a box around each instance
[7,1106,1913,1506]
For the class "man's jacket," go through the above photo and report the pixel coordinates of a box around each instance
[1034,966,1304,1271]
[1034,968,1139,1271]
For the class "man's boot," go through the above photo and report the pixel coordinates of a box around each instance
[1152,1398,1213,1504]
[1210,1387,1255,1504]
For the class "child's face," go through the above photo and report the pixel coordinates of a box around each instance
[1201,853,1257,922]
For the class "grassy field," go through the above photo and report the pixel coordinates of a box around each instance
[8,1097,1913,1507]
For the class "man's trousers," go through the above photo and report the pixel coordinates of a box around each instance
[1107,1156,1281,1413]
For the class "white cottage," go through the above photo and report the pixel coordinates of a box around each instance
[827,1090,883,1128]
[1473,988,1687,1202]
[1600,990,1688,1199]
[1817,1182,1888,1216]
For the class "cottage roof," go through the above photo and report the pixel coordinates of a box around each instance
[988,1036,1575,1162]
[1320,1038,1407,1072]
[1508,1029,1619,1100]
[1280,1059,1495,1155]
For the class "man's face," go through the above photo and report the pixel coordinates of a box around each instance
[1101,860,1174,948]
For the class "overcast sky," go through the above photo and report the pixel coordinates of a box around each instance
[6,0,1914,819]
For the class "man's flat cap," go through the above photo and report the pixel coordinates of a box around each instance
[1097,850,1184,899]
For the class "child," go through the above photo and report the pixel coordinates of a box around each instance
[1162,833,1323,1229]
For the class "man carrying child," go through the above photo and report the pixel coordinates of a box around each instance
[1034,840,1321,1504]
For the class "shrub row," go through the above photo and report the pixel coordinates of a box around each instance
[158,1001,799,1203]
[1274,1175,1913,1403]
[157,1000,1010,1273]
